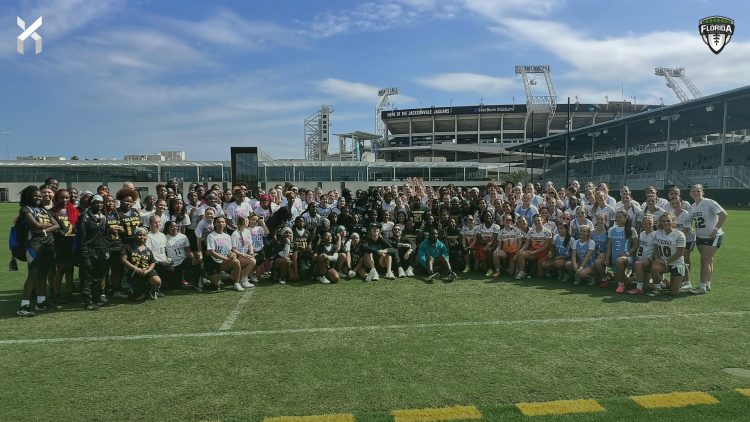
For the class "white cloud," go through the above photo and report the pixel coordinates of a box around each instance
[491,18,750,100]
[317,78,416,104]
[417,72,516,96]
[461,0,564,19]
[28,0,125,38]
[156,9,303,49]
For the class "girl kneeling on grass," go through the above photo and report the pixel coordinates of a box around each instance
[627,214,656,295]
[313,231,340,284]
[515,214,553,280]
[230,216,256,287]
[607,210,639,294]
[205,217,244,292]
[122,227,161,301]
[647,213,687,297]
[542,222,572,281]
[570,225,596,285]
[591,214,610,287]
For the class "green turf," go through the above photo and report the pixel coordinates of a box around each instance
[1,204,749,421]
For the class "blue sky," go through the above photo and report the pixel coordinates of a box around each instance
[1,0,749,160]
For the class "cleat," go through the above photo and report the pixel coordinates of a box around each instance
[445,272,457,282]
[233,282,244,292]
[514,271,527,280]
[615,283,626,294]
[690,287,707,295]
[385,270,396,280]
[425,272,440,283]
[405,266,414,277]
[17,305,36,317]
[318,276,330,285]
[397,267,406,278]
[485,269,494,277]
[625,288,643,295]
[241,280,254,288]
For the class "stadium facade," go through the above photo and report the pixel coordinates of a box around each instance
[379,101,660,163]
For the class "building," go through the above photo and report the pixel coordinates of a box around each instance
[380,101,660,163]
[122,151,187,162]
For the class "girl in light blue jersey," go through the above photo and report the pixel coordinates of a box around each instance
[607,210,638,293]
[591,214,609,286]
[570,225,596,285]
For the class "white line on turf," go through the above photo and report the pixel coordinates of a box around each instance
[218,289,254,331]
[1,310,748,346]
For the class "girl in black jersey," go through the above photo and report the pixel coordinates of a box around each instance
[122,227,161,301]
[17,186,60,317]
[313,231,340,284]
[51,189,78,302]
[292,216,312,281]
[103,195,125,297]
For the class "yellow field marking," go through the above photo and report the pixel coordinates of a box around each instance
[516,399,605,416]
[737,388,750,397]
[391,405,482,421]
[630,391,719,409]
[263,413,354,422]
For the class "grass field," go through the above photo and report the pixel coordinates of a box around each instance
[1,204,749,421]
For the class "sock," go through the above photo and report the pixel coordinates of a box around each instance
[37,295,46,303]
[636,282,643,289]
[700,282,707,289]
[21,299,30,307]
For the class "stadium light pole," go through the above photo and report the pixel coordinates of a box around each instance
[565,97,570,187]
[530,111,534,183]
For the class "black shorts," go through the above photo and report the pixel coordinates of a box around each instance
[669,265,686,277]
[27,245,55,272]
[696,235,722,248]
[204,257,222,276]
[54,238,74,263]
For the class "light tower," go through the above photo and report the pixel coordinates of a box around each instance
[515,65,557,129]
[304,105,333,161]
[375,87,399,158]
[655,67,702,102]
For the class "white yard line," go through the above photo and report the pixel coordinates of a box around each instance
[1,310,748,346]
[218,289,255,331]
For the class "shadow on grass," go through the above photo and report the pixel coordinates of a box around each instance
[501,276,689,304]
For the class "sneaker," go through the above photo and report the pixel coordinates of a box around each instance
[690,287,707,295]
[250,275,259,283]
[9,259,18,271]
[348,270,356,278]
[405,266,414,277]
[234,282,245,292]
[463,265,470,274]
[515,271,527,280]
[598,279,610,288]
[706,283,712,291]
[485,269,494,277]
[181,280,190,287]
[646,289,661,297]
[680,280,692,291]
[445,272,456,282]
[35,301,62,311]
[113,291,129,299]
[385,271,396,280]
[398,267,406,278]
[99,294,108,304]
[241,280,254,288]
[625,288,643,295]
[17,305,36,317]
[85,303,100,311]
[319,276,331,285]
[426,272,440,282]
[365,268,379,282]
[278,279,286,285]
[491,271,501,278]
[615,283,626,294]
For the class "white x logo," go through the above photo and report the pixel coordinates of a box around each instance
[17,16,43,55]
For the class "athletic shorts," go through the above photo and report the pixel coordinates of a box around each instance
[668,264,686,277]
[26,245,55,271]
[529,249,547,263]
[696,235,722,248]
[204,256,222,276]
[502,244,519,255]
[685,241,695,252]
[611,256,634,272]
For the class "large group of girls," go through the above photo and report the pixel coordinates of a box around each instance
[13,177,727,317]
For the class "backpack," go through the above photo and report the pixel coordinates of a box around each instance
[8,207,35,261]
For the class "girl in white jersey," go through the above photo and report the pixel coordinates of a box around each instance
[627,213,656,295]
[689,184,727,294]
[649,213,686,297]
[670,198,694,290]
[230,216,256,288]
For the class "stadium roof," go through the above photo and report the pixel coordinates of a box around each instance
[506,85,750,157]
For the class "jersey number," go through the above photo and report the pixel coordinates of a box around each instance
[695,217,706,229]
[637,246,644,256]
[661,246,671,257]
